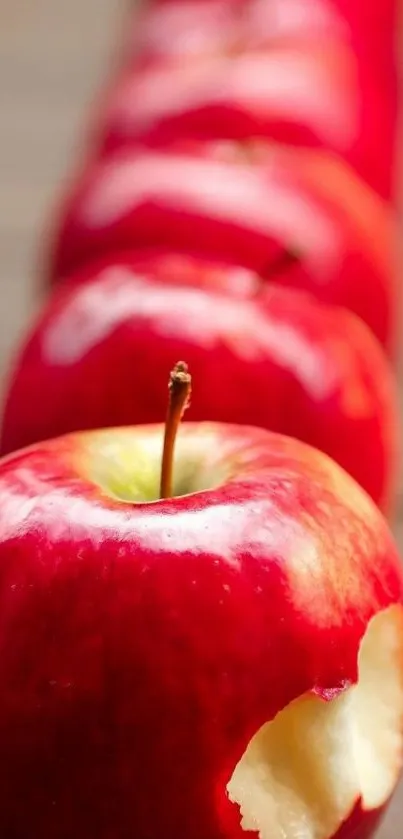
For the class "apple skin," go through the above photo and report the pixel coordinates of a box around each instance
[0,422,401,839]
[1,251,398,511]
[123,0,394,69]
[332,0,397,68]
[335,807,383,839]
[44,141,395,350]
[105,0,397,201]
[93,35,396,200]
[95,43,357,156]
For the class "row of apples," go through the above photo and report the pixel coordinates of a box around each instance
[0,3,402,838]
[0,0,400,515]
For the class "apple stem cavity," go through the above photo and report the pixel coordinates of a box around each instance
[159,361,192,500]
[254,249,301,295]
[263,248,300,283]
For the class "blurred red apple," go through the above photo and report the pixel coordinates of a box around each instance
[95,45,356,154]
[122,0,357,67]
[93,44,357,156]
[0,419,402,838]
[123,0,398,101]
[44,141,396,350]
[93,29,395,199]
[3,252,398,510]
[333,0,397,66]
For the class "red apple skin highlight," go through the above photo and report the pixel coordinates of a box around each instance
[93,39,396,200]
[94,0,398,200]
[43,141,395,350]
[122,0,397,81]
[95,43,356,154]
[0,423,401,838]
[0,253,398,511]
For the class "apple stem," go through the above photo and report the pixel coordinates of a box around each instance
[160,361,192,499]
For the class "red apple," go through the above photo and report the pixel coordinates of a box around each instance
[0,418,402,838]
[44,141,396,350]
[93,29,396,199]
[121,0,359,67]
[116,0,398,195]
[122,0,398,102]
[332,0,397,67]
[95,45,357,154]
[93,44,357,155]
[2,251,398,511]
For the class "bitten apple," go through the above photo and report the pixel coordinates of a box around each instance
[44,141,396,350]
[0,401,401,838]
[2,252,398,511]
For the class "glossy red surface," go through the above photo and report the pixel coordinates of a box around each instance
[116,0,398,201]
[95,27,396,200]
[334,805,383,839]
[45,142,395,350]
[124,0,396,70]
[332,0,397,67]
[0,423,401,838]
[2,254,398,510]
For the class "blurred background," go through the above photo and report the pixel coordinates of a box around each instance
[0,0,123,375]
[0,1,402,836]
